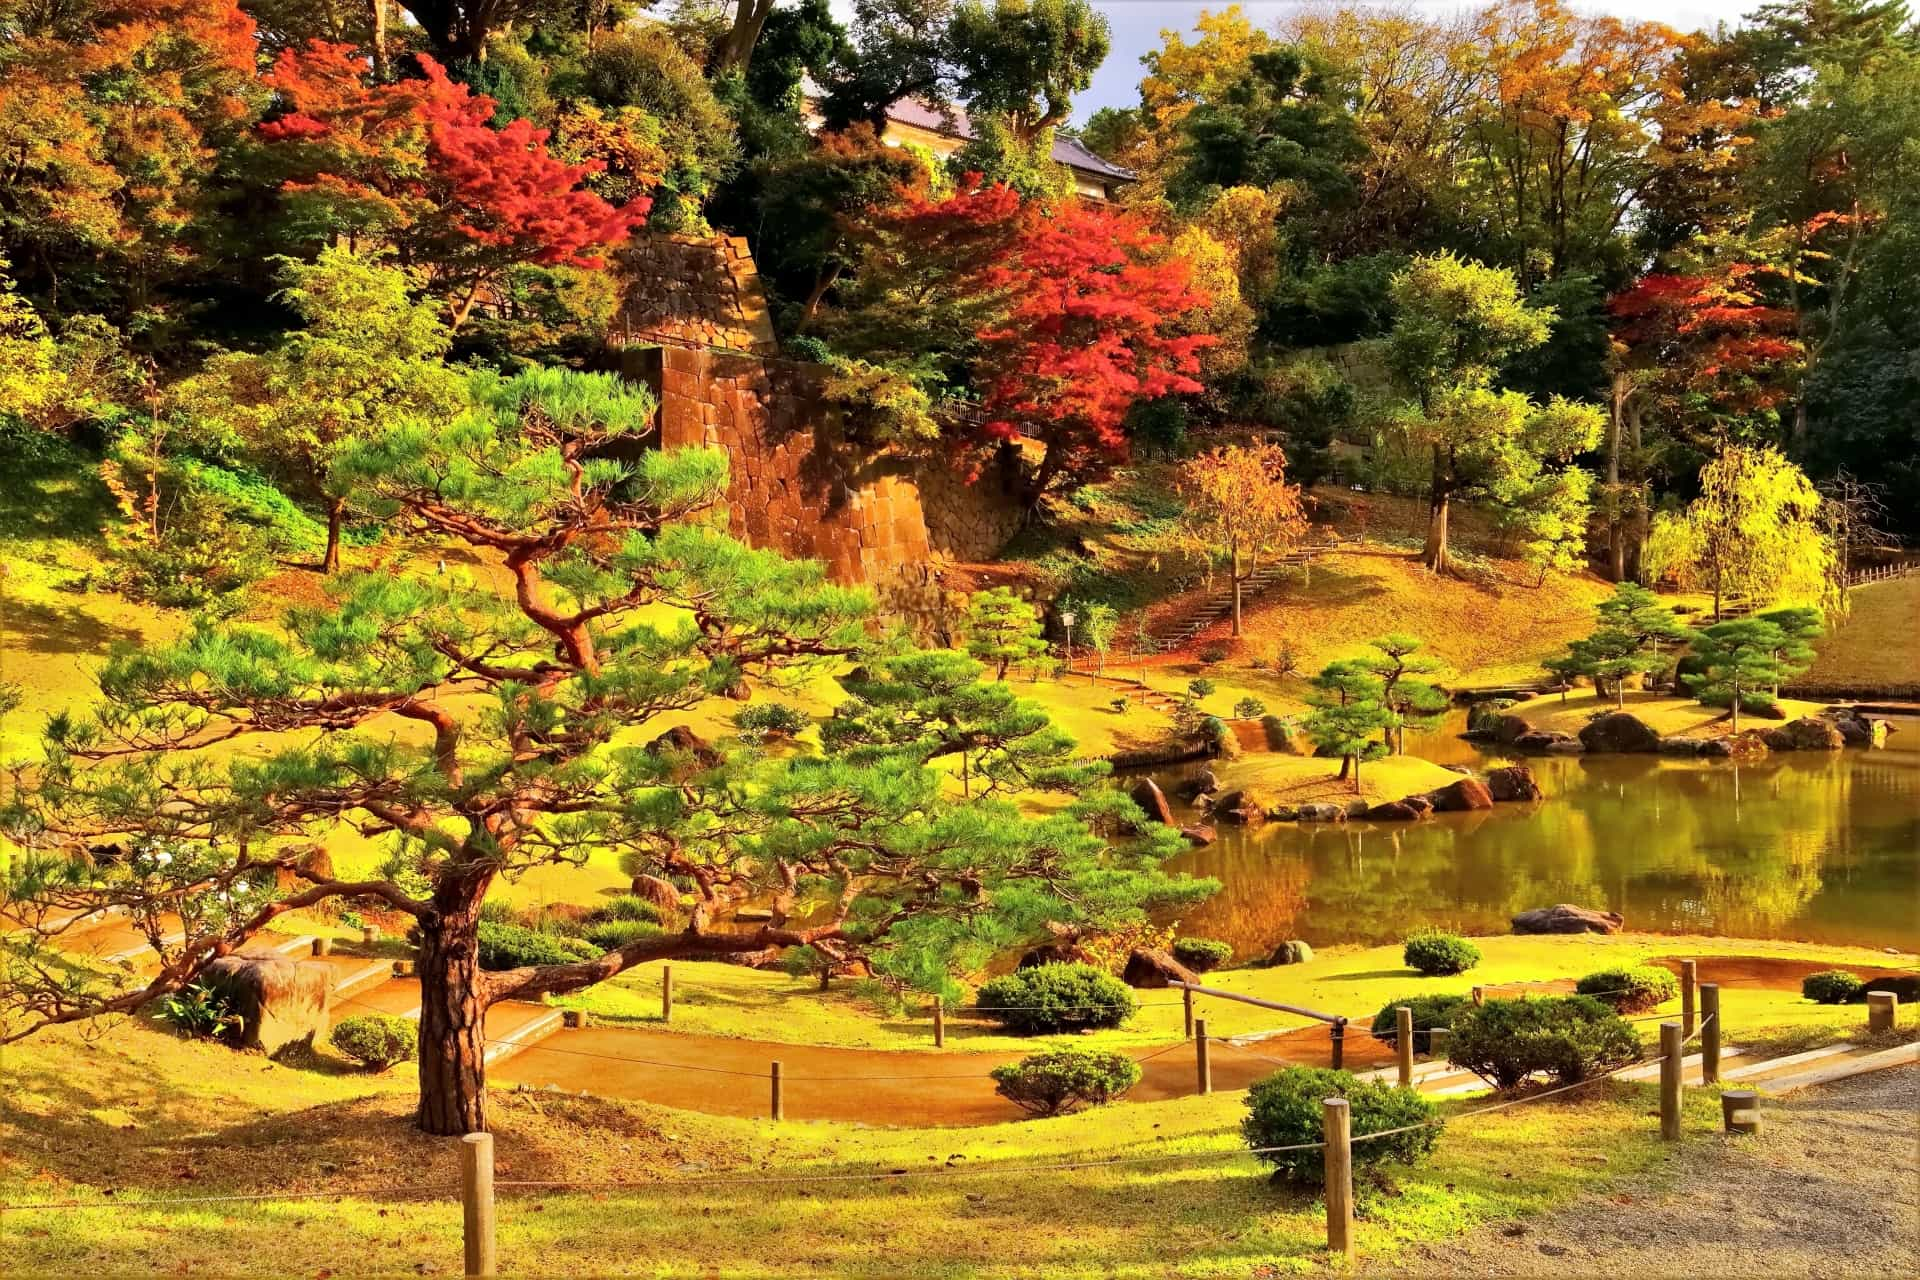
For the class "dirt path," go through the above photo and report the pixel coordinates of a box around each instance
[1380,1065,1920,1277]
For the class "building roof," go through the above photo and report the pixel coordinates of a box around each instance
[878,98,1136,184]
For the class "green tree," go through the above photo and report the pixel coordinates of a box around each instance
[946,0,1110,144]
[963,586,1047,679]
[1080,602,1116,680]
[1,367,1206,1135]
[1167,45,1361,214]
[822,649,1104,798]
[1684,617,1818,732]
[1558,583,1691,708]
[1385,254,1603,574]
[1361,634,1447,755]
[1303,659,1392,791]
[172,250,466,572]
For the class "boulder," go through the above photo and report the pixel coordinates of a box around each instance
[1483,765,1543,803]
[1511,904,1625,936]
[1425,777,1495,812]
[1268,940,1314,966]
[1578,712,1662,754]
[1179,824,1217,847]
[1362,799,1426,821]
[1017,943,1092,969]
[1492,714,1535,745]
[1543,739,1587,755]
[646,726,721,774]
[1174,769,1220,802]
[1658,736,1709,756]
[1825,710,1891,748]
[1296,802,1348,823]
[1781,717,1845,751]
[1345,798,1371,818]
[1514,730,1578,754]
[1717,733,1772,760]
[1268,805,1300,822]
[1121,948,1199,990]
[1214,788,1270,825]
[1401,795,1435,817]
[1128,778,1176,825]
[1760,727,1796,751]
[628,874,680,912]
[200,953,330,1056]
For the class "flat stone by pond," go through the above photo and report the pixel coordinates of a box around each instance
[1151,714,1920,958]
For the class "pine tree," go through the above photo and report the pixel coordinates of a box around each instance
[1303,659,1392,790]
[962,586,1048,680]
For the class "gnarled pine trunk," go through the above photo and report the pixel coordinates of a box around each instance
[1423,444,1453,574]
[414,879,491,1136]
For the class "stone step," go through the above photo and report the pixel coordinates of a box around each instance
[1760,1041,1918,1093]
[484,1008,566,1068]
[1719,1042,1854,1082]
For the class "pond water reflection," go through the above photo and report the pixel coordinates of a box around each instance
[1157,716,1920,958]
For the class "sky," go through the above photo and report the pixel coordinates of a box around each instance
[1075,2,1762,119]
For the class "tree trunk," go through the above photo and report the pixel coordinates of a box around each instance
[1606,373,1626,582]
[718,0,776,71]
[1423,445,1451,573]
[1729,683,1740,736]
[322,497,345,574]
[1351,754,1363,794]
[369,1,390,80]
[415,883,492,1136]
[1230,547,1243,637]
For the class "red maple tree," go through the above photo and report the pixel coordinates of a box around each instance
[1609,263,1801,430]
[972,189,1214,503]
[257,43,650,325]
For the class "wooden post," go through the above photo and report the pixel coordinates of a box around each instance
[1322,1098,1354,1262]
[311,937,332,957]
[1396,1007,1415,1088]
[1700,983,1721,1084]
[1330,1018,1345,1069]
[1681,960,1698,1039]
[1867,991,1896,1032]
[561,1009,587,1029]
[1183,986,1195,1039]
[932,1000,945,1048]
[661,964,673,1023]
[1720,1089,1761,1135]
[1471,986,1485,1006]
[460,1132,497,1278]
[1659,1021,1683,1141]
[1428,1027,1448,1063]
[361,925,380,946]
[1194,1018,1212,1095]
[770,1060,784,1121]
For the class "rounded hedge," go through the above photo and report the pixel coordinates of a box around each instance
[1802,969,1864,1004]
[476,920,598,970]
[331,1014,418,1071]
[975,964,1138,1034]
[1575,965,1679,1014]
[1242,1066,1441,1185]
[1403,930,1480,976]
[990,1049,1142,1117]
[1369,994,1470,1054]
[1447,996,1640,1090]
[735,702,810,738]
[1171,938,1233,974]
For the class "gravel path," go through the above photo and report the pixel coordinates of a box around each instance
[1380,1065,1920,1277]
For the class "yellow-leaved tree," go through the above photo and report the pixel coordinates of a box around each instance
[1178,442,1308,636]
[1644,444,1837,619]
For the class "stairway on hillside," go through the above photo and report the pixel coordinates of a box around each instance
[1146,543,1337,653]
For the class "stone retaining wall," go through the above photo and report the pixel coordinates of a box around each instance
[610,234,778,355]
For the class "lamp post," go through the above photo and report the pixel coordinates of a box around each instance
[1060,609,1076,679]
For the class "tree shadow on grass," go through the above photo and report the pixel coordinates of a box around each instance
[0,596,146,655]
[1327,968,1424,982]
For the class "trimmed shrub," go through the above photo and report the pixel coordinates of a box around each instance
[331,1014,418,1071]
[582,918,665,951]
[1187,677,1217,698]
[592,895,664,925]
[1802,969,1864,1004]
[1575,965,1678,1014]
[1242,1067,1441,1185]
[1202,715,1239,759]
[734,702,810,738]
[1402,930,1480,976]
[990,1049,1142,1117]
[476,920,598,970]
[153,980,242,1040]
[1171,938,1233,973]
[1369,994,1470,1054]
[1448,996,1640,1090]
[1196,644,1229,665]
[1268,939,1314,966]
[1260,714,1297,752]
[975,963,1138,1034]
[1233,696,1267,720]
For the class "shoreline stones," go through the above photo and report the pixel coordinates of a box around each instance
[1577,711,1662,754]
[1425,777,1495,812]
[1483,765,1543,802]
[1129,778,1176,825]
[1512,904,1625,935]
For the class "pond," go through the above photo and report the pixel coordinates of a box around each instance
[1154,714,1920,958]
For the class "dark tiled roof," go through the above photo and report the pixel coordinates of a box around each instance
[881,98,1135,183]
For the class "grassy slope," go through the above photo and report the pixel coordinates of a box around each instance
[15,1005,1919,1278]
[1797,575,1920,694]
[554,932,1916,1054]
